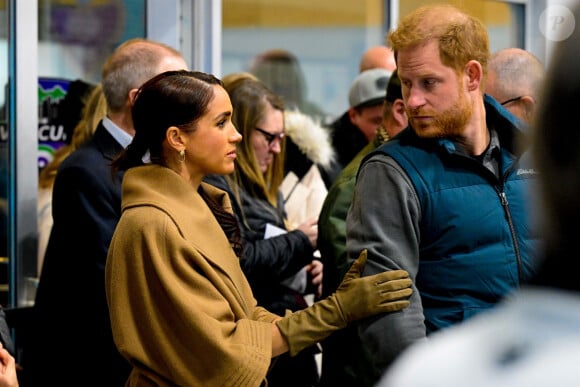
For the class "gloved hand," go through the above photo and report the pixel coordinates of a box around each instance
[276,249,412,356]
[333,249,412,321]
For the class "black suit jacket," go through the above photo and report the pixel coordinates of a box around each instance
[25,123,131,386]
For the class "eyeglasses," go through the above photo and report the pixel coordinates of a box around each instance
[500,96,523,106]
[254,127,285,145]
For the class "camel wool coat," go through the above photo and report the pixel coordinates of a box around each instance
[106,164,280,386]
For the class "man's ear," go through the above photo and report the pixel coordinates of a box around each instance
[393,99,408,126]
[392,98,409,128]
[128,88,139,107]
[520,95,536,122]
[348,107,360,125]
[464,60,483,92]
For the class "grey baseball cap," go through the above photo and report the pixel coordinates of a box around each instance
[348,68,392,108]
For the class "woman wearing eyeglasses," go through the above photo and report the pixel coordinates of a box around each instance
[204,76,323,387]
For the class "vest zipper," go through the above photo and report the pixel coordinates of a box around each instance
[498,190,524,284]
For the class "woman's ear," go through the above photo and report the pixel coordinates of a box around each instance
[166,126,185,151]
[464,60,483,92]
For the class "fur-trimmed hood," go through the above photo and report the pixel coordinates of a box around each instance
[284,109,335,170]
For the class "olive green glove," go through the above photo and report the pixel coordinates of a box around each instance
[276,249,412,356]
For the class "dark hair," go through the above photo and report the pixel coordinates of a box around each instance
[112,70,222,172]
[112,70,243,256]
[385,69,402,103]
[529,4,580,291]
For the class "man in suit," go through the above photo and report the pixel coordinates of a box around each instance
[26,39,187,386]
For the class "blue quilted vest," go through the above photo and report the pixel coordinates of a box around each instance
[368,96,540,332]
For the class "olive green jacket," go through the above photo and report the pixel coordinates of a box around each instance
[317,131,387,387]
[318,132,386,296]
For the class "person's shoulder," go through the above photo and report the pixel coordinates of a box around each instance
[378,302,511,387]
[332,149,370,188]
[379,287,580,387]
[484,94,525,132]
[201,180,232,201]
[332,167,358,189]
[58,127,122,176]
[364,128,422,162]
[203,174,230,192]
[57,138,102,169]
[328,112,355,133]
[362,142,397,164]
[53,150,110,191]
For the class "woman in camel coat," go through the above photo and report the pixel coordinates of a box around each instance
[105,70,412,386]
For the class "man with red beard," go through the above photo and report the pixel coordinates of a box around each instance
[343,4,541,386]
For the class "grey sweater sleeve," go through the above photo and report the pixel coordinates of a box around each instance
[346,153,427,376]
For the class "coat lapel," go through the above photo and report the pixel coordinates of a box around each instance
[122,165,252,308]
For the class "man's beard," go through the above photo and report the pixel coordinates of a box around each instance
[408,90,472,139]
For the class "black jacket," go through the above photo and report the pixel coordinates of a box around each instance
[25,123,131,386]
[327,111,368,184]
[203,174,314,315]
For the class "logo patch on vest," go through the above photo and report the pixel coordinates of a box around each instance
[516,168,539,176]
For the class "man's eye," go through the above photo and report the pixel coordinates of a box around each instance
[423,79,436,88]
